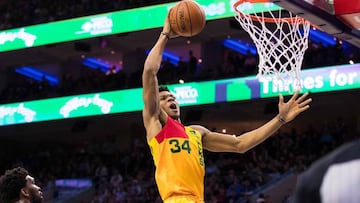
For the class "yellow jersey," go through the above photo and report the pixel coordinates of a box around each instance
[148,117,205,202]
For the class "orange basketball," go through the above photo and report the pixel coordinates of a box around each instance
[169,0,206,37]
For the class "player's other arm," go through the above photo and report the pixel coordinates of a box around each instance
[194,117,285,153]
[194,92,312,153]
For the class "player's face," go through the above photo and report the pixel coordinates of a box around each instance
[25,175,43,203]
[159,91,180,119]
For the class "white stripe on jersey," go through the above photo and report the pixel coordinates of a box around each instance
[320,159,360,203]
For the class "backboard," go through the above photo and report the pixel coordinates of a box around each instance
[272,0,360,48]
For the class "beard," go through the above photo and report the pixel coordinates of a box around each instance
[31,196,43,203]
[30,191,43,203]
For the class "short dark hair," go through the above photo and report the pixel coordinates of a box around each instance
[159,86,170,92]
[0,167,29,203]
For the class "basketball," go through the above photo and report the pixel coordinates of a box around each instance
[169,0,206,37]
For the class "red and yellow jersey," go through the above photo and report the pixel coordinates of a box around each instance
[148,117,205,202]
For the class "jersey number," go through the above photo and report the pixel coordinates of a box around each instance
[169,139,191,154]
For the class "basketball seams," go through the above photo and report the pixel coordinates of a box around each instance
[169,0,206,37]
[199,5,206,31]
[184,1,193,36]
[193,2,205,32]
[175,3,180,35]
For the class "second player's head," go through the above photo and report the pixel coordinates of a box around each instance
[0,167,43,203]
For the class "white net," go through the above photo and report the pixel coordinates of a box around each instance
[234,1,310,89]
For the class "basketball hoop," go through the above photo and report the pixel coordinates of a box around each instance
[233,0,311,90]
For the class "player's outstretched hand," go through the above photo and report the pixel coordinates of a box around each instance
[162,9,179,39]
[278,91,312,123]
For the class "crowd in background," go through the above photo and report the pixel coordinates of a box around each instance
[1,0,360,105]
[1,38,358,105]
[0,0,359,105]
[0,0,177,30]
[0,116,356,203]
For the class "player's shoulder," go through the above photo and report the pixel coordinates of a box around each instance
[332,139,360,160]
[302,139,360,178]
[187,125,210,136]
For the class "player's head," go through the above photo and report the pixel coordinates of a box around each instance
[159,86,180,120]
[0,167,43,203]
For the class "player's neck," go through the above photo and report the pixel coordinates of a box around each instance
[170,116,181,123]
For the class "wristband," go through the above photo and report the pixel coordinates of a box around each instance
[161,31,170,39]
[277,115,286,125]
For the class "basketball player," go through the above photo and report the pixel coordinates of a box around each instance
[292,138,360,203]
[142,16,312,203]
[0,167,43,203]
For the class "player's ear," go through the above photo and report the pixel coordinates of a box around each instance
[21,187,30,198]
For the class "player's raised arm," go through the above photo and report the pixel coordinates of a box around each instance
[142,17,177,131]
